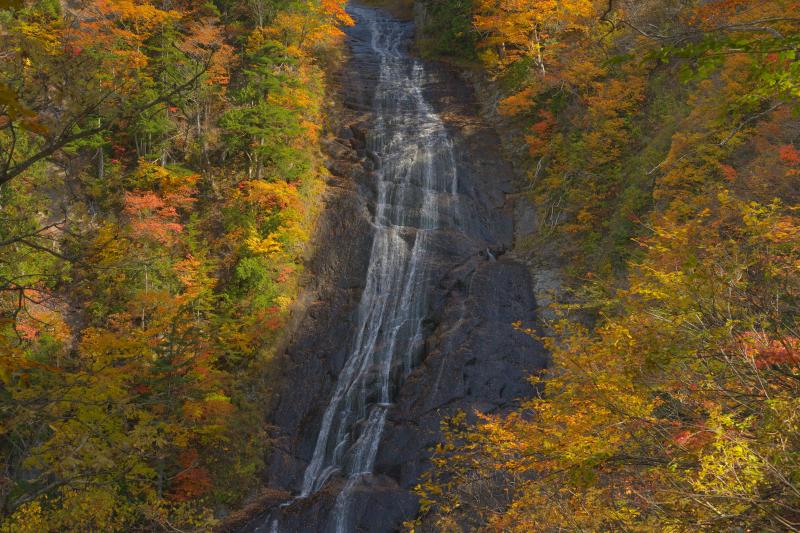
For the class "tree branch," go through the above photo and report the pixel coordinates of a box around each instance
[0,59,211,187]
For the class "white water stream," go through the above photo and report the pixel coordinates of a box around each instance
[257,4,463,531]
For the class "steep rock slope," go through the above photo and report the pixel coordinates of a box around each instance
[243,3,546,531]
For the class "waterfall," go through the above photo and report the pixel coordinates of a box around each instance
[256,4,464,531]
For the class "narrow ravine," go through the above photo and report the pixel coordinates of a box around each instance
[240,3,546,532]
[298,4,463,530]
[255,5,462,530]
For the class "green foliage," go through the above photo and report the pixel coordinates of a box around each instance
[0,0,343,528]
[417,0,478,62]
[420,196,800,531]
[417,1,800,531]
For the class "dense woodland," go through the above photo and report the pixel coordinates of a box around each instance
[2,0,800,530]
[413,0,800,531]
[0,0,350,529]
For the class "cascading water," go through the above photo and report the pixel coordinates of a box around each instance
[251,3,468,532]
[303,5,464,530]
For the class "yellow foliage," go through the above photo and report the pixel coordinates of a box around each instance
[419,193,800,529]
[245,229,283,256]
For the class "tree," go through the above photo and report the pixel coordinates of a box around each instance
[0,0,212,186]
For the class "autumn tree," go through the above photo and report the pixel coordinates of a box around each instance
[415,1,800,531]
[0,0,348,529]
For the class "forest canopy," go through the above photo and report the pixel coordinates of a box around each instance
[414,0,800,531]
[3,0,800,530]
[0,0,349,529]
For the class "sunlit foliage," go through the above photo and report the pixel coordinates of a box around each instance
[0,0,348,528]
[415,0,800,531]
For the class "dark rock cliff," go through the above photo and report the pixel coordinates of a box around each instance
[239,4,547,531]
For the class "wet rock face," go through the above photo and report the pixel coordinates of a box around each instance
[376,255,543,489]
[245,4,547,532]
[266,475,418,533]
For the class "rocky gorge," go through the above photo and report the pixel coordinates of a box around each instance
[238,3,547,531]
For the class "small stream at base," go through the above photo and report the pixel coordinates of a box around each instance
[250,3,466,531]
